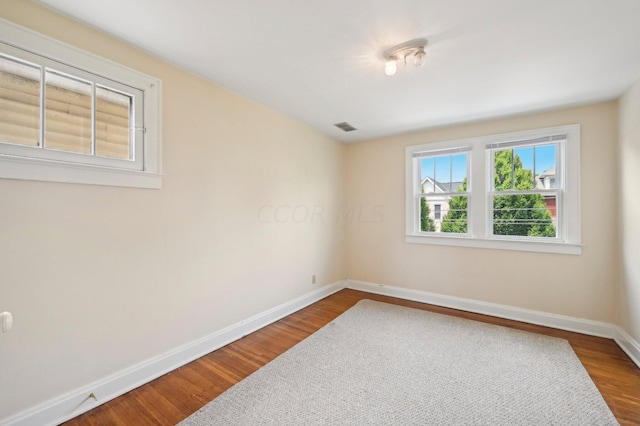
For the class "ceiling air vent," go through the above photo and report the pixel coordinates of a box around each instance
[334,122,357,132]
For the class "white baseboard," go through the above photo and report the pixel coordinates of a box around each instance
[346,279,616,338]
[0,281,345,426]
[613,326,640,369]
[5,278,639,426]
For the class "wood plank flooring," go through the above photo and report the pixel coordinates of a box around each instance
[63,289,640,425]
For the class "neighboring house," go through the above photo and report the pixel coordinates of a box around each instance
[421,176,463,231]
[535,167,557,219]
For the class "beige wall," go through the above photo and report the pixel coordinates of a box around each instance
[0,1,346,419]
[345,102,619,322]
[619,79,640,343]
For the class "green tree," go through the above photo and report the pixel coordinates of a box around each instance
[420,191,436,232]
[492,150,555,237]
[440,179,467,233]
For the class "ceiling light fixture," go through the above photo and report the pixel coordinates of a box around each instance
[383,38,428,76]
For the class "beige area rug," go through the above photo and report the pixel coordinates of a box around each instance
[179,299,618,425]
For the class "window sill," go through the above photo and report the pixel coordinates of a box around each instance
[0,154,164,189]
[405,234,582,255]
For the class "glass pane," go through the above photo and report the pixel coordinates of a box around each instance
[514,146,534,189]
[440,195,467,233]
[45,70,92,154]
[0,55,41,147]
[451,154,467,191]
[419,197,436,232]
[96,85,131,160]
[494,148,536,191]
[435,156,450,188]
[494,149,511,191]
[534,144,557,189]
[421,154,468,194]
[493,194,557,237]
[420,157,435,193]
[421,196,467,233]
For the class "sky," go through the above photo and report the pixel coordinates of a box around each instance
[420,144,556,184]
[420,154,468,183]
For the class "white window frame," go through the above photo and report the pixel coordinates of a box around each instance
[0,19,163,189]
[406,124,581,255]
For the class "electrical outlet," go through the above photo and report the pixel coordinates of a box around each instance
[312,275,316,284]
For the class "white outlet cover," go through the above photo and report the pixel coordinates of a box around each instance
[1,312,13,333]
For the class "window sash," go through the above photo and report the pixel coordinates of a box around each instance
[411,145,471,236]
[488,141,562,193]
[486,138,562,240]
[416,176,470,235]
[490,191,560,240]
[415,153,470,194]
[0,42,144,171]
[417,194,469,235]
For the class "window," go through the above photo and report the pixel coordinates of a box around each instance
[489,138,560,239]
[0,20,162,188]
[414,148,470,234]
[406,125,581,255]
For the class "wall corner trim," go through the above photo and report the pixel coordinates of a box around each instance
[345,279,640,369]
[613,326,640,369]
[0,281,346,426]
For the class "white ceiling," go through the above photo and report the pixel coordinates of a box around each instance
[36,0,640,143]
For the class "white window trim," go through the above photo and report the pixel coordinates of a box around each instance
[405,124,581,255]
[0,19,163,189]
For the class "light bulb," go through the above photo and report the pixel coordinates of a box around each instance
[384,58,397,76]
[414,48,426,67]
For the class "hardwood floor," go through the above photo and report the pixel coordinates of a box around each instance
[63,289,640,426]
